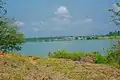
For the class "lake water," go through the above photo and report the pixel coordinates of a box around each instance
[18,40,116,57]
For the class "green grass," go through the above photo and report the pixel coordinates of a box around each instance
[94,53,107,64]
[48,50,120,68]
[48,50,85,61]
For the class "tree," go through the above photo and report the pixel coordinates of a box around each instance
[0,21,24,52]
[109,3,120,25]
[109,2,120,65]
[0,0,25,52]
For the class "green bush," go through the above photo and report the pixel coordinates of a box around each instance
[94,53,107,64]
[69,52,84,61]
[48,50,84,61]
[105,41,120,67]
[48,48,120,68]
[48,50,70,59]
[106,50,116,63]
[114,40,120,65]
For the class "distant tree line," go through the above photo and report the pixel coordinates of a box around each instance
[106,31,120,36]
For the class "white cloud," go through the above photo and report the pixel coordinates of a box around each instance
[29,6,93,32]
[51,6,72,25]
[14,21,25,26]
[54,6,72,18]
[112,3,120,12]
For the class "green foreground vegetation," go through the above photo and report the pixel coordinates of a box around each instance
[48,49,120,68]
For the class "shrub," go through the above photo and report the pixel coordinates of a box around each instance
[94,53,107,64]
[105,40,120,67]
[48,50,84,61]
[0,20,24,52]
[106,50,116,63]
[48,50,71,59]
[69,52,84,61]
[114,40,120,65]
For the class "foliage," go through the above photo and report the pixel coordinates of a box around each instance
[48,50,120,67]
[0,0,24,52]
[48,50,84,61]
[114,41,120,65]
[102,41,120,67]
[108,2,120,67]
[0,21,25,52]
[94,53,107,64]
[109,3,120,25]
[106,31,120,36]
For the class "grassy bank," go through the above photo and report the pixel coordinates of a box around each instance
[48,50,120,68]
[0,53,120,80]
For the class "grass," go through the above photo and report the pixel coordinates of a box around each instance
[0,52,120,80]
[49,50,120,68]
[49,50,85,61]
[0,44,120,80]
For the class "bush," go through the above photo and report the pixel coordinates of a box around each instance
[48,50,84,61]
[70,52,84,61]
[48,50,70,59]
[105,40,120,67]
[94,53,107,64]
[114,40,120,65]
[106,50,116,63]
[0,20,24,52]
[48,47,120,68]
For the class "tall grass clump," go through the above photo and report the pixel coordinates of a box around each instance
[48,41,120,68]
[114,41,120,65]
[104,40,120,67]
[94,53,107,64]
[48,50,84,61]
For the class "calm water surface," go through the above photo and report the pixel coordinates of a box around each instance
[18,40,115,57]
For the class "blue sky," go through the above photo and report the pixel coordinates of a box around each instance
[5,0,120,37]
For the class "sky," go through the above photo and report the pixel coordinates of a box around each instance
[5,0,120,37]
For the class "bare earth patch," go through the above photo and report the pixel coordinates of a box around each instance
[0,53,120,80]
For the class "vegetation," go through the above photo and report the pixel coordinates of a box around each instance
[48,50,120,68]
[94,53,107,64]
[25,30,120,42]
[0,0,25,52]
[48,50,85,61]
[0,21,25,52]
[0,53,120,80]
[108,2,120,67]
[109,2,120,25]
[106,31,120,36]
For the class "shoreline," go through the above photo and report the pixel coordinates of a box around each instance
[25,38,119,42]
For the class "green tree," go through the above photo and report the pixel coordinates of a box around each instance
[109,2,120,65]
[0,0,25,52]
[0,21,24,52]
[109,3,120,25]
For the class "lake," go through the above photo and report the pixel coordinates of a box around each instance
[18,40,116,57]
